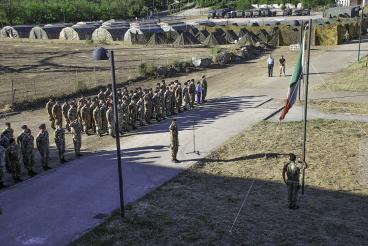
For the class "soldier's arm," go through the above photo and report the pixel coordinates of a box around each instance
[16,135,21,145]
[282,164,288,184]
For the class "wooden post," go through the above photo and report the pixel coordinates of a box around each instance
[11,80,15,104]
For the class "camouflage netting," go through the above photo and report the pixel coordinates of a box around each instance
[202,31,226,46]
[92,26,128,42]
[173,32,200,46]
[279,26,302,46]
[147,32,167,45]
[195,29,209,43]
[314,24,339,46]
[0,25,33,38]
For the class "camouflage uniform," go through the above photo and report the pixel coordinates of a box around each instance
[36,129,50,169]
[169,120,179,162]
[0,134,9,185]
[70,120,82,156]
[62,102,70,131]
[81,103,91,135]
[46,100,55,129]
[106,106,115,137]
[175,85,183,112]
[143,92,152,124]
[283,160,304,209]
[122,99,129,132]
[159,88,166,118]
[117,103,124,134]
[90,100,98,133]
[136,97,145,126]
[52,102,63,128]
[182,84,190,111]
[77,98,84,123]
[93,105,103,136]
[5,140,21,181]
[152,91,161,122]
[202,78,208,102]
[20,131,35,174]
[189,81,196,108]
[100,103,108,133]
[164,88,171,116]
[97,90,105,101]
[128,99,137,129]
[68,104,78,123]
[170,86,176,114]
[54,126,66,162]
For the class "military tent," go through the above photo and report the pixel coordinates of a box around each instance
[224,30,238,44]
[202,32,227,46]
[0,25,33,38]
[29,25,65,39]
[195,29,209,43]
[237,29,259,46]
[59,24,97,40]
[102,19,129,27]
[173,32,200,46]
[146,32,167,45]
[124,26,164,45]
[92,26,128,42]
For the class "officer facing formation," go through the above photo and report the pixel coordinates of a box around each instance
[169,119,179,163]
[282,153,307,209]
[36,124,51,171]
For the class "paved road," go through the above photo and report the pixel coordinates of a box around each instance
[0,37,367,246]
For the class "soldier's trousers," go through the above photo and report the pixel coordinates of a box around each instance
[171,145,178,160]
[8,158,21,179]
[73,138,81,156]
[57,143,65,161]
[49,116,55,129]
[38,148,49,168]
[108,124,115,137]
[65,119,71,131]
[55,117,63,128]
[165,104,171,116]
[287,180,299,208]
[190,94,195,107]
[82,121,90,133]
[0,147,5,182]
[22,152,34,171]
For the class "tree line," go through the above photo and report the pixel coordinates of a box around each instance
[0,0,165,26]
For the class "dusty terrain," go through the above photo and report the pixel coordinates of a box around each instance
[0,39,209,105]
[71,119,368,245]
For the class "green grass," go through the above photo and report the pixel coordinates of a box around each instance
[71,120,368,245]
[316,55,368,92]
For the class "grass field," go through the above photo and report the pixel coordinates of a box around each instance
[0,39,209,106]
[315,55,368,92]
[309,100,368,114]
[71,119,368,245]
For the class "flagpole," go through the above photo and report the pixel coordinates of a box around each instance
[301,19,312,195]
[298,20,304,102]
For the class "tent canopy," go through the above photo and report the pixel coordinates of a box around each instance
[92,26,128,42]
[59,25,96,40]
[29,25,65,39]
[0,25,33,38]
[202,31,227,46]
[173,32,200,46]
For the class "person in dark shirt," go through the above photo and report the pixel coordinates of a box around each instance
[279,55,286,76]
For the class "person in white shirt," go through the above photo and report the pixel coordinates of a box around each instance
[267,54,274,77]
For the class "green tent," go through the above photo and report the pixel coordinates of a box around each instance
[173,32,200,46]
[196,29,209,43]
[224,30,238,44]
[147,32,167,45]
[237,29,259,46]
[202,31,227,46]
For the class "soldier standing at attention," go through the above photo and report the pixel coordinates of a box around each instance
[46,97,55,129]
[54,124,66,163]
[0,133,8,188]
[36,124,51,170]
[70,120,82,157]
[4,122,14,139]
[169,119,179,163]
[106,104,115,137]
[6,138,22,182]
[100,102,108,134]
[81,102,91,135]
[282,153,307,209]
[22,129,36,176]
[93,104,103,137]
[201,75,208,103]
[279,55,286,77]
[62,101,71,131]
[182,81,190,111]
[52,100,63,128]
[68,101,78,123]
[189,79,196,108]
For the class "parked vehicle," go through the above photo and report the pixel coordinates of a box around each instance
[302,9,310,16]
[244,10,253,18]
[208,10,216,19]
[226,11,237,18]
[292,9,303,16]
[236,10,245,18]
[283,8,292,16]
[252,9,261,17]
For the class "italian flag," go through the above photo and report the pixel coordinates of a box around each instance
[279,43,304,120]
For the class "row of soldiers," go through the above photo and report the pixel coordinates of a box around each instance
[45,76,208,138]
[0,121,81,188]
[0,76,208,188]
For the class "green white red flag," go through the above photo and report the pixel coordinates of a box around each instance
[279,42,304,120]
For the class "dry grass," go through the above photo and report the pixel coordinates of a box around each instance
[316,55,368,92]
[71,119,368,245]
[309,100,368,114]
[0,39,209,106]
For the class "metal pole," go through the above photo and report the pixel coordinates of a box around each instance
[110,50,125,217]
[301,19,312,195]
[193,120,196,153]
[298,20,304,101]
[358,11,363,61]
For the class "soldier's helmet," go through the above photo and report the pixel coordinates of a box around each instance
[39,124,46,130]
[21,125,28,130]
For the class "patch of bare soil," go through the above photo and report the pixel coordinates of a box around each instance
[71,119,368,245]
